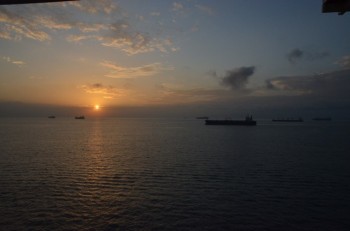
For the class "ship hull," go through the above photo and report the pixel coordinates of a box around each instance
[205,120,256,126]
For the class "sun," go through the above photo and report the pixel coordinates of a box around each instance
[94,104,100,110]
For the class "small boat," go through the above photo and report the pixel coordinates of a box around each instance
[272,118,303,122]
[75,116,85,119]
[48,115,56,119]
[205,115,256,126]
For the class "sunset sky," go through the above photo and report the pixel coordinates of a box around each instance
[1,0,350,117]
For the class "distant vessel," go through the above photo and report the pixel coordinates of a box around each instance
[196,116,209,120]
[205,115,256,126]
[48,115,56,119]
[75,116,85,119]
[313,117,331,121]
[272,118,303,122]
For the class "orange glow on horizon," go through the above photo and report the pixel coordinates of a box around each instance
[94,104,100,110]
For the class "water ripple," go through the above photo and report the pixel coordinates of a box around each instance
[0,118,349,230]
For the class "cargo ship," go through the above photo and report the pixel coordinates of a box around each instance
[205,115,256,126]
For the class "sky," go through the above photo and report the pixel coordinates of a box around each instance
[1,0,350,118]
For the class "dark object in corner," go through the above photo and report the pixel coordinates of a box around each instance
[0,0,78,5]
[322,0,350,15]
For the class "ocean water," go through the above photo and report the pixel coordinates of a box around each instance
[0,117,349,231]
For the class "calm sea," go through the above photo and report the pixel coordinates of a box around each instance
[0,117,349,231]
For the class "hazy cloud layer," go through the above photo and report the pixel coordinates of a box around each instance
[287,48,330,64]
[336,55,350,69]
[287,48,304,64]
[1,56,25,66]
[220,66,255,90]
[265,69,350,99]
[100,61,172,79]
[2,69,350,117]
[80,83,123,99]
[154,83,227,104]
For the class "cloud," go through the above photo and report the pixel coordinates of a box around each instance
[67,0,118,15]
[220,66,256,90]
[78,20,175,55]
[0,30,10,39]
[75,22,107,33]
[100,61,172,78]
[101,21,155,55]
[172,2,184,12]
[1,56,25,66]
[287,48,304,64]
[103,22,175,55]
[34,15,72,30]
[66,34,102,43]
[0,3,176,55]
[265,76,314,95]
[0,7,51,41]
[286,48,330,64]
[195,69,350,118]
[265,69,350,99]
[153,83,228,104]
[336,55,350,69]
[150,12,161,17]
[79,83,123,99]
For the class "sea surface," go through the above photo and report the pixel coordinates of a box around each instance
[0,117,349,231]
